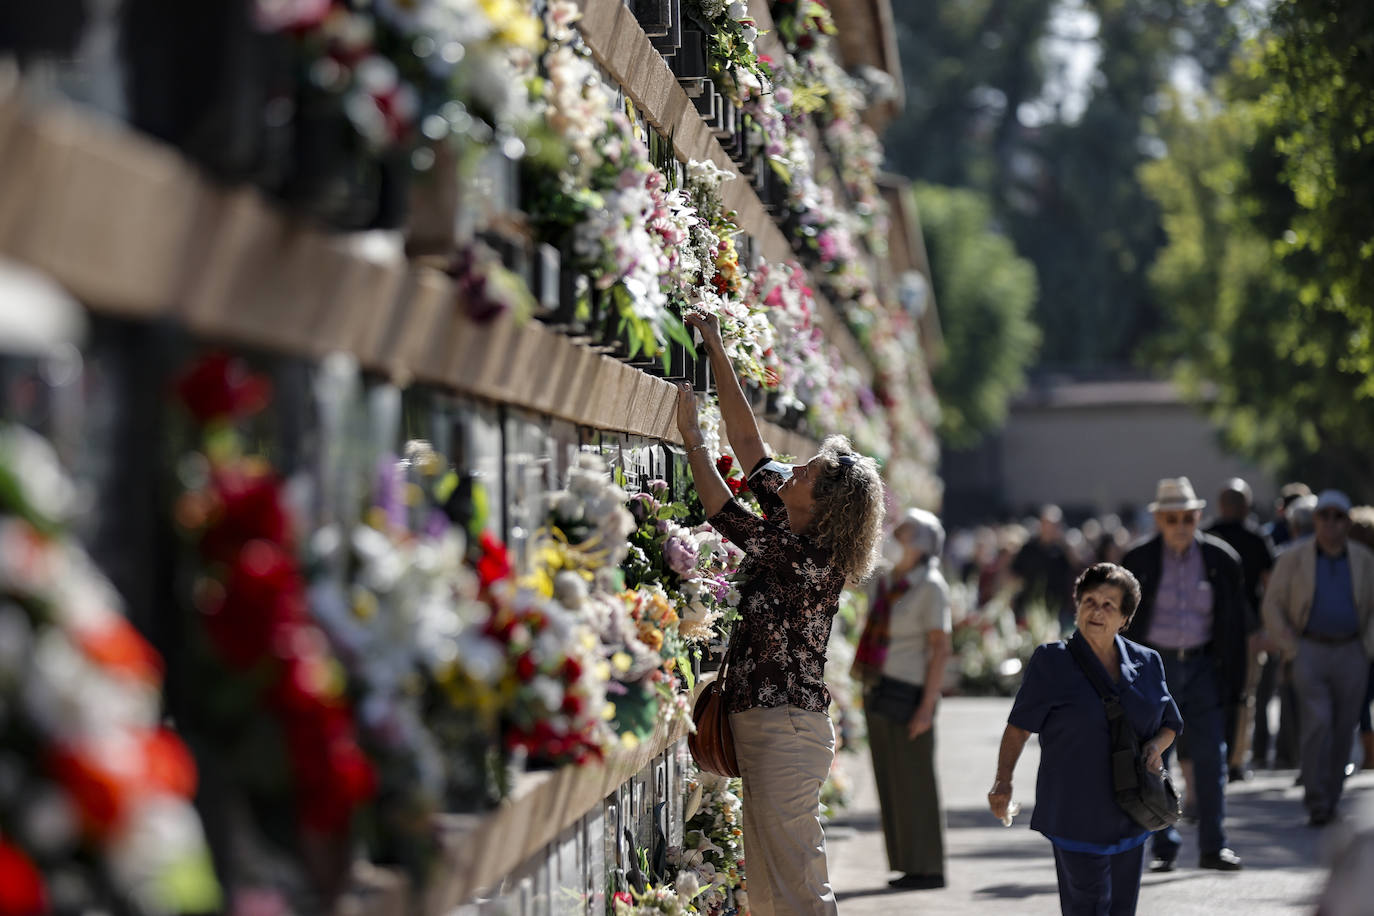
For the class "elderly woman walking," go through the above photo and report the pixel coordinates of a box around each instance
[853,508,953,890]
[676,312,886,916]
[988,563,1182,915]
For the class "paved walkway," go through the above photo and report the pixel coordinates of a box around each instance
[826,696,1374,914]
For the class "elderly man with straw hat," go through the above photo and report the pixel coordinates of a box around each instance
[1122,477,1249,873]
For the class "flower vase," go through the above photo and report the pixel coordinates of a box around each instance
[405,135,462,256]
[540,235,592,336]
[527,241,562,319]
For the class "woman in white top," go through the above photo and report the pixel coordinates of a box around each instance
[859,508,953,890]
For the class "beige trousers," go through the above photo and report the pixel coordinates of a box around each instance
[729,705,839,916]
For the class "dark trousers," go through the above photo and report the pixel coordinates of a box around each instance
[863,693,945,877]
[1052,843,1145,916]
[1155,653,1228,858]
[1255,656,1302,767]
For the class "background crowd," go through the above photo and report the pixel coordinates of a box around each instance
[931,481,1374,772]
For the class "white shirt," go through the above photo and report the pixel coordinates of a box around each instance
[879,563,952,686]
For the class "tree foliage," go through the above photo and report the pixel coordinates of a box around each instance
[1141,0,1374,495]
[886,0,1239,371]
[914,183,1041,448]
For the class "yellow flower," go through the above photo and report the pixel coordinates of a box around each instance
[480,0,544,51]
[637,621,664,652]
[612,652,633,674]
[621,732,641,751]
[351,587,379,620]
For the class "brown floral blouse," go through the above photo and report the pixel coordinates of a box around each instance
[709,456,848,714]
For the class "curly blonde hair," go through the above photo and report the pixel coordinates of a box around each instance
[809,435,886,582]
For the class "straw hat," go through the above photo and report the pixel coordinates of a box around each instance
[1148,477,1207,513]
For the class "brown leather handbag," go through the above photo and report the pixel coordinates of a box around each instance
[688,650,740,778]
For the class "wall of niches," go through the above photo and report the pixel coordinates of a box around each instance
[0,319,700,914]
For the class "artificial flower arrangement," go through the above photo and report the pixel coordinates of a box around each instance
[667,766,748,916]
[686,0,768,105]
[747,259,833,414]
[254,0,542,162]
[0,424,221,915]
[449,239,539,322]
[531,453,669,747]
[303,429,512,884]
[684,161,775,392]
[523,1,699,365]
[770,0,837,54]
[171,354,377,902]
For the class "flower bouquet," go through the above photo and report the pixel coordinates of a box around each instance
[0,422,221,914]
[668,766,747,915]
[172,354,377,902]
[524,3,699,364]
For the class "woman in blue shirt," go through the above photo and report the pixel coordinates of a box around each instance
[988,563,1183,915]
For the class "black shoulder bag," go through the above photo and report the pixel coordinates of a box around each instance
[1067,635,1182,832]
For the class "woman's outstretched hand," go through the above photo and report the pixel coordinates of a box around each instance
[676,381,701,441]
[683,310,722,347]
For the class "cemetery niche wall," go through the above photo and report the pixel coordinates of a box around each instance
[0,0,939,912]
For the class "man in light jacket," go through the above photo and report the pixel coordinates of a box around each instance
[1262,489,1374,827]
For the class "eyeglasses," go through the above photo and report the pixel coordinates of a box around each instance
[1158,513,1199,527]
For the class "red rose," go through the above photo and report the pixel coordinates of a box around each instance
[202,540,306,668]
[515,653,538,682]
[562,657,583,681]
[174,353,271,426]
[476,531,512,587]
[270,648,337,717]
[0,841,47,916]
[726,477,747,496]
[199,467,293,563]
[561,694,585,717]
[715,454,735,477]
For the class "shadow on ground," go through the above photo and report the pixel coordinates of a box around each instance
[971,881,1059,900]
[944,804,1035,830]
[834,884,945,903]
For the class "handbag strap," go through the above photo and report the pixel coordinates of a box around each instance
[714,619,738,685]
[1066,633,1127,729]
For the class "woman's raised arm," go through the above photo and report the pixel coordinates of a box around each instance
[684,312,766,473]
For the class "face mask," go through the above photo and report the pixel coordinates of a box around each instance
[882,537,906,565]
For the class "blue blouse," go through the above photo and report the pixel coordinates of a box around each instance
[1008,633,1184,850]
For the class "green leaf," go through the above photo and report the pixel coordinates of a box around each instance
[664,313,699,358]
